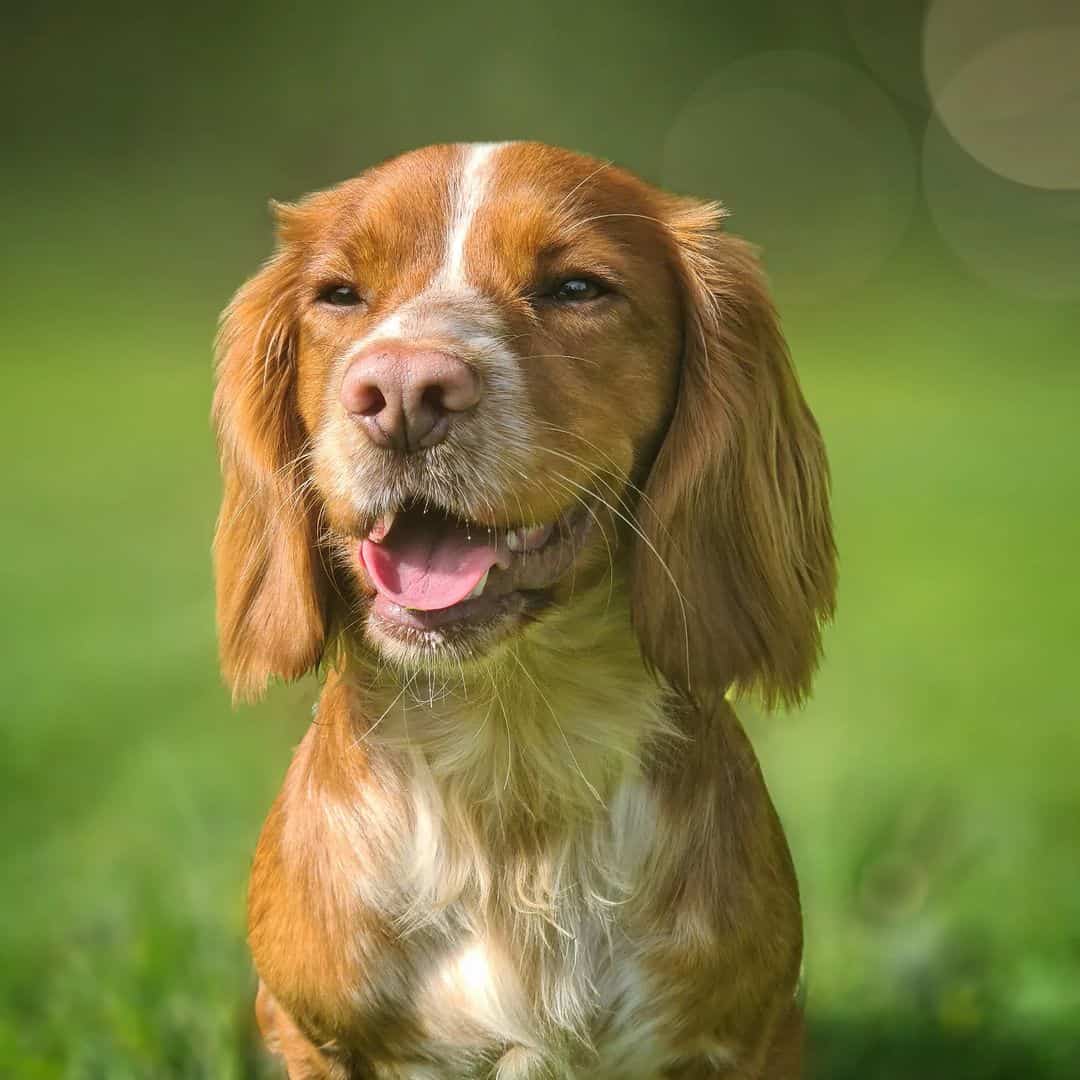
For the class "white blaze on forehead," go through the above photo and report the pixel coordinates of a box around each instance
[440,142,505,289]
[343,142,509,354]
[322,143,534,526]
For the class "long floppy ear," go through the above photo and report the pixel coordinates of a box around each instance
[212,223,329,703]
[632,200,836,709]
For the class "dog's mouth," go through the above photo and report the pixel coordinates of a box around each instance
[358,500,593,637]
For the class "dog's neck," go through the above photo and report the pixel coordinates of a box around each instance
[343,587,671,821]
[335,589,673,924]
[305,589,684,1034]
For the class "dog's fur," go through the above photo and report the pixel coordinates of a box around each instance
[213,142,836,1078]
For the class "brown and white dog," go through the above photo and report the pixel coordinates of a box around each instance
[213,141,836,1079]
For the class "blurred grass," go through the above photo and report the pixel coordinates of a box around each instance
[3,253,1077,1077]
[2,1,1079,1076]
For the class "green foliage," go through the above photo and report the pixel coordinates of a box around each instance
[3,1,1078,1074]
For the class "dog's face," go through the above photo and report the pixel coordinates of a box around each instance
[301,144,684,666]
[214,142,836,705]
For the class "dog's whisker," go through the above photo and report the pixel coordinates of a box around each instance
[533,421,670,532]
[507,647,604,808]
[549,468,692,694]
[518,352,600,368]
[548,474,616,613]
[551,158,612,215]
[350,669,418,745]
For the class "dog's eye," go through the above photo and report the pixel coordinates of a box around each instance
[551,278,605,303]
[319,284,362,307]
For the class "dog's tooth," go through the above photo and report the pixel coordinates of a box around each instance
[505,522,553,554]
[369,510,396,543]
[466,570,490,600]
[521,523,553,550]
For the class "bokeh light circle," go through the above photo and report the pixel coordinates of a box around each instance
[663,51,915,303]
[846,0,929,107]
[922,114,1080,301]
[924,0,1080,191]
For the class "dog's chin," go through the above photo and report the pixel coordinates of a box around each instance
[357,500,595,672]
[364,589,541,670]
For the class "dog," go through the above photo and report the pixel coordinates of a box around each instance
[213,141,836,1079]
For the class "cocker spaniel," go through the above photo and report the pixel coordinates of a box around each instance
[213,141,836,1079]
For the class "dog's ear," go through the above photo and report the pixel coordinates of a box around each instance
[632,199,836,708]
[212,212,329,703]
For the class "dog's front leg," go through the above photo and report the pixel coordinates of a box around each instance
[256,981,349,1079]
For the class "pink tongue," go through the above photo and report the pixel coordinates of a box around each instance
[361,514,499,611]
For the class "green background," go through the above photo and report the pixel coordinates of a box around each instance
[3,1,1078,1076]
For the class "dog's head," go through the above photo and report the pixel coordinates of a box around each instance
[213,142,835,707]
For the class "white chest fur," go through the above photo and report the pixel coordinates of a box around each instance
[398,769,684,1079]
[348,604,735,1076]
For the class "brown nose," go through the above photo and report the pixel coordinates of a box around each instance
[340,344,482,450]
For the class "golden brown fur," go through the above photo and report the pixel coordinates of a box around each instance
[213,141,836,1078]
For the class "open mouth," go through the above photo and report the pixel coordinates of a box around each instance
[358,500,593,637]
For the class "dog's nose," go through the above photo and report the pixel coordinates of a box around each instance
[340,345,482,450]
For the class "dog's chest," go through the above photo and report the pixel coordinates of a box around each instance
[408,928,666,1079]
[386,780,674,1076]
[394,905,674,1080]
